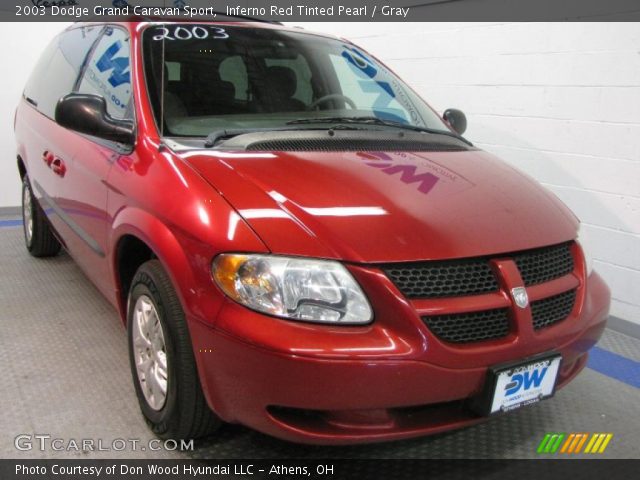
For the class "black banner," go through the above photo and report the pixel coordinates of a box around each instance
[2,459,640,480]
[4,0,640,22]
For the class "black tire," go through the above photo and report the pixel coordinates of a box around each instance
[127,259,221,440]
[22,176,61,257]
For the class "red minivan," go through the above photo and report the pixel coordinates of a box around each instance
[14,20,610,444]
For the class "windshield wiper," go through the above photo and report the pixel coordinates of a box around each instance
[286,116,472,145]
[204,124,363,148]
[204,128,262,147]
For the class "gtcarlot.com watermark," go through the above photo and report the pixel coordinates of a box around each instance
[14,434,194,452]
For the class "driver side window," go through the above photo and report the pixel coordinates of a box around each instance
[77,27,132,119]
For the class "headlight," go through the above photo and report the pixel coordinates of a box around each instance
[212,254,373,324]
[576,224,594,276]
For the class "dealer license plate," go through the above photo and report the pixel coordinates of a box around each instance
[487,354,562,414]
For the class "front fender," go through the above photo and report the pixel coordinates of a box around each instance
[112,207,268,337]
[110,207,201,322]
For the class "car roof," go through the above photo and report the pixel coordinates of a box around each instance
[69,19,343,42]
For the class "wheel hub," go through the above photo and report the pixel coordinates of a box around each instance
[132,295,168,411]
[22,184,33,245]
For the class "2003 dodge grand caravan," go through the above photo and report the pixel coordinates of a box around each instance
[14,20,610,444]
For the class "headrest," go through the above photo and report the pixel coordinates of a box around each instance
[266,66,297,99]
[192,65,236,100]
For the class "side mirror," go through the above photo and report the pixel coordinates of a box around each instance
[443,108,467,135]
[55,94,134,145]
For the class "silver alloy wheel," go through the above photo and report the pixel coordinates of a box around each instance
[22,183,33,246]
[132,295,168,411]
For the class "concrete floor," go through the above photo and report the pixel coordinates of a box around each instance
[1,220,638,460]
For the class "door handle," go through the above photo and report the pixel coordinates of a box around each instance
[51,157,66,177]
[43,150,66,177]
[42,150,54,167]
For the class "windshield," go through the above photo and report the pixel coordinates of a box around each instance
[142,24,450,137]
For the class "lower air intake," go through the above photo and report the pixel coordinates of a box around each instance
[422,308,510,344]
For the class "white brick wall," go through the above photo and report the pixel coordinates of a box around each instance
[0,23,70,208]
[304,22,640,324]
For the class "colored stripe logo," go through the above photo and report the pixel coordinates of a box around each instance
[537,433,613,454]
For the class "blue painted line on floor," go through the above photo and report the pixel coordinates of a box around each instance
[0,219,22,227]
[587,346,640,389]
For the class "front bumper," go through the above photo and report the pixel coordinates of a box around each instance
[189,271,610,445]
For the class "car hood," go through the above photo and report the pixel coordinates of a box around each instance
[182,148,577,263]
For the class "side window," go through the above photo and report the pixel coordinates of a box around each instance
[219,56,248,101]
[265,55,313,104]
[78,27,132,119]
[23,26,102,119]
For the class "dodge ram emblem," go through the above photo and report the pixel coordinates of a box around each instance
[511,287,529,308]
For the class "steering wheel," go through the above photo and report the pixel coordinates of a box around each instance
[307,94,357,111]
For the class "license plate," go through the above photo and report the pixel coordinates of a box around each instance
[475,354,562,416]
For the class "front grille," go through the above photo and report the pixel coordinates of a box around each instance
[382,259,499,299]
[514,242,574,286]
[382,242,574,299]
[422,308,510,343]
[531,289,577,330]
[386,242,578,344]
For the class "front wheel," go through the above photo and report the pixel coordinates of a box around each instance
[127,259,221,440]
[22,176,61,257]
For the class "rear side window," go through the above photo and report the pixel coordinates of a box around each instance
[23,26,103,119]
[77,27,132,119]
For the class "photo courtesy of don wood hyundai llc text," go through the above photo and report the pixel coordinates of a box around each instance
[0,1,638,479]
